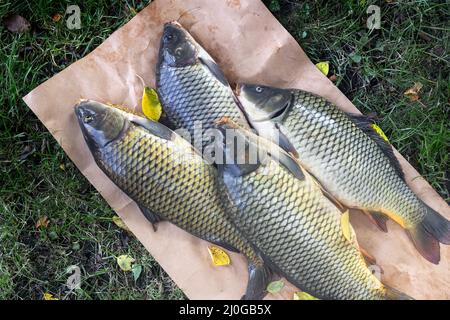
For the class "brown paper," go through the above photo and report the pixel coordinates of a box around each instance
[23,0,449,299]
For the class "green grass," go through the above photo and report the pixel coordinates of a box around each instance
[0,0,448,299]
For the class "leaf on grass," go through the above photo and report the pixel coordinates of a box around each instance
[328,74,337,82]
[266,280,284,294]
[112,215,130,232]
[293,291,318,300]
[59,163,65,171]
[370,124,389,143]
[117,254,135,272]
[4,14,30,33]
[142,87,162,121]
[207,245,231,266]
[132,264,142,281]
[404,82,423,102]
[315,61,329,76]
[350,53,362,63]
[36,216,50,229]
[43,292,59,300]
[52,13,62,22]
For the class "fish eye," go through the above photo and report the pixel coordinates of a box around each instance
[83,115,94,123]
[255,86,263,93]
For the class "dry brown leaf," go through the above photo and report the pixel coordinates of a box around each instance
[4,15,30,33]
[404,82,423,102]
[52,13,62,22]
[328,74,337,82]
[36,216,50,229]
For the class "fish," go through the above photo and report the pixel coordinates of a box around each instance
[156,21,249,152]
[74,100,271,299]
[237,83,450,264]
[215,118,412,300]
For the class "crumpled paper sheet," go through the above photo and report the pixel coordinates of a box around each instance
[23,0,449,299]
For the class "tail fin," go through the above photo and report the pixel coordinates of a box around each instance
[406,201,450,264]
[384,285,414,300]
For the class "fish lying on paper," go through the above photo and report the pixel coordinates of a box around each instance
[237,83,450,264]
[215,118,412,300]
[75,100,270,299]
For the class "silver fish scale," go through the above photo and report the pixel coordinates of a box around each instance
[221,160,386,300]
[157,63,246,150]
[281,90,425,226]
[95,124,260,263]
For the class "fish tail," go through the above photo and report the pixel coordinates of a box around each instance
[384,285,414,300]
[406,201,450,264]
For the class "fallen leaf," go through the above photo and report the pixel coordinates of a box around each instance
[370,124,389,143]
[315,61,329,76]
[43,292,59,300]
[36,216,50,229]
[207,245,231,266]
[117,255,135,272]
[404,82,423,102]
[142,87,162,121]
[328,74,337,82]
[267,280,284,294]
[112,215,131,232]
[350,53,362,64]
[132,264,142,281]
[4,14,30,33]
[59,163,65,171]
[341,210,353,243]
[52,13,62,22]
[293,291,318,300]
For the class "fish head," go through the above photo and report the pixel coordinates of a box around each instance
[237,83,292,123]
[158,21,198,67]
[75,100,126,150]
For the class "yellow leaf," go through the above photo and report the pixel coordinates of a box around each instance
[36,216,50,229]
[59,163,65,171]
[370,124,389,143]
[404,82,423,102]
[266,280,284,294]
[117,255,135,272]
[43,292,59,300]
[207,245,230,266]
[315,61,329,76]
[293,291,318,300]
[341,210,353,243]
[142,87,162,121]
[112,215,130,232]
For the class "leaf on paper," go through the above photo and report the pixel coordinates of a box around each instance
[43,292,59,300]
[293,291,318,300]
[142,87,162,121]
[266,280,284,294]
[404,82,423,102]
[341,210,353,243]
[370,124,389,143]
[112,215,130,232]
[117,255,135,272]
[207,245,231,266]
[315,61,329,76]
[36,216,50,229]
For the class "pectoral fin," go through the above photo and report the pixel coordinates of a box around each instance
[139,205,163,232]
[242,261,272,300]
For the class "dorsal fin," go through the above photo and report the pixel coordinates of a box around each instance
[346,113,405,181]
[198,52,229,87]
